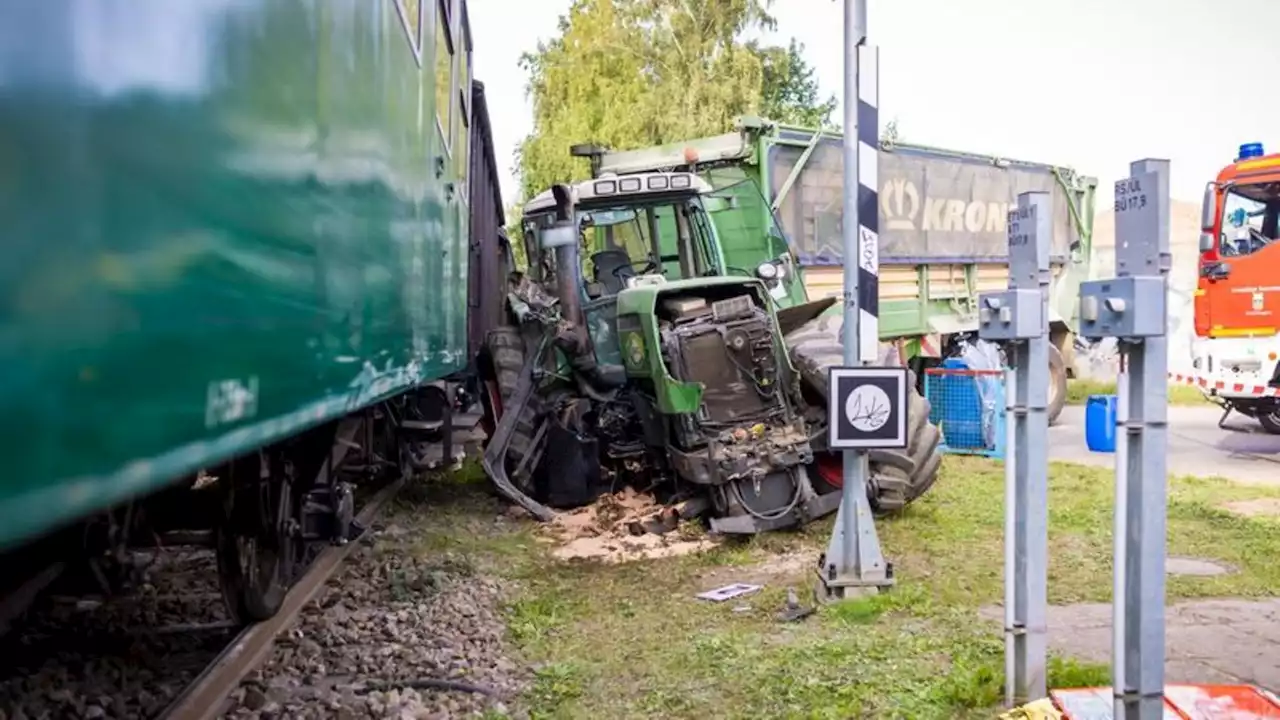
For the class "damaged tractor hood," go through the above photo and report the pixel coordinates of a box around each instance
[613,275,771,312]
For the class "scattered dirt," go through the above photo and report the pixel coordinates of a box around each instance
[1221,498,1280,520]
[535,488,717,564]
[699,551,814,589]
[1166,556,1234,577]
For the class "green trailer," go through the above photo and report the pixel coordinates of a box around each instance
[595,117,1098,424]
[0,0,505,623]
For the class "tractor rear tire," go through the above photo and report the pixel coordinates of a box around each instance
[785,314,944,512]
[480,325,544,492]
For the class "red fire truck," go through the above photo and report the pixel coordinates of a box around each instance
[1191,142,1280,431]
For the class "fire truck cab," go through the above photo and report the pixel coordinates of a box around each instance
[1193,142,1280,431]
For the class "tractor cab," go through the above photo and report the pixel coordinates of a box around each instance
[521,171,799,378]
[522,171,721,292]
[521,171,715,377]
[521,171,799,301]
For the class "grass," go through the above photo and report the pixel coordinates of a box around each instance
[1066,377,1209,406]
[410,458,1280,719]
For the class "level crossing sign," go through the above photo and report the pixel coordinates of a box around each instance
[826,366,908,450]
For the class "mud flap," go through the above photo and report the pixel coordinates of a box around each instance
[537,419,606,508]
[480,336,556,522]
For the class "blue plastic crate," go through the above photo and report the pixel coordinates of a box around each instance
[924,360,1006,460]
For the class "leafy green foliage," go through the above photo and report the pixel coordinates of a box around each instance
[517,0,775,200]
[504,202,527,271]
[754,37,836,129]
[516,0,835,203]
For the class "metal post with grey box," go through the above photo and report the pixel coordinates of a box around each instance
[1077,160,1172,720]
[978,191,1054,707]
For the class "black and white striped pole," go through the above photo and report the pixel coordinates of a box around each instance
[817,0,893,600]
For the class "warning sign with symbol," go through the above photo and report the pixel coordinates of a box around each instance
[827,366,908,450]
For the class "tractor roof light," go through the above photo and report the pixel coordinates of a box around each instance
[755,261,779,280]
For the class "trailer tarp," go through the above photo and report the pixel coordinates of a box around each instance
[768,139,1078,265]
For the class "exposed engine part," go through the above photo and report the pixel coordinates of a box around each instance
[662,296,711,321]
[661,296,787,435]
[594,395,663,490]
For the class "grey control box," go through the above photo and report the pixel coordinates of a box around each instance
[1077,276,1166,340]
[977,289,1045,342]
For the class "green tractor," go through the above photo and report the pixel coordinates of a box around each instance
[480,172,942,534]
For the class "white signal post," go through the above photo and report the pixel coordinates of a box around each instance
[816,0,893,600]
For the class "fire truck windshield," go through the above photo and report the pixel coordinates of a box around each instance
[1219,183,1280,257]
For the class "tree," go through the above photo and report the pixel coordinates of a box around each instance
[516,1,842,202]
[754,38,836,129]
[881,117,902,146]
[516,0,776,200]
[504,202,527,271]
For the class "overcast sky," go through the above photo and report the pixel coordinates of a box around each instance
[471,0,1279,207]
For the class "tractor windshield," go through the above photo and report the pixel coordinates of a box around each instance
[577,197,720,295]
[1219,183,1280,257]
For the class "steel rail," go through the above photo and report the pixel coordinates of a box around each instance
[157,477,405,720]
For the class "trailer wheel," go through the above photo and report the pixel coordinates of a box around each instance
[1047,343,1068,426]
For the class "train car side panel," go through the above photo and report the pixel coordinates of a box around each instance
[466,80,510,360]
[0,0,470,550]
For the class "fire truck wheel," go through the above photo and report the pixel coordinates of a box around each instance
[1257,409,1280,435]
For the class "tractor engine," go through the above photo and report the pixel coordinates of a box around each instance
[656,290,813,524]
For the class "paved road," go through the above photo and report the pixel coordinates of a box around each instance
[1049,404,1280,486]
[982,599,1280,690]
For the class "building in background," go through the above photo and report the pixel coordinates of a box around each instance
[1081,199,1201,378]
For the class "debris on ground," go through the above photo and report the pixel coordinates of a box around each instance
[536,488,718,563]
[696,584,762,602]
[776,587,815,623]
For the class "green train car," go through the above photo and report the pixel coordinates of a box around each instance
[0,0,508,622]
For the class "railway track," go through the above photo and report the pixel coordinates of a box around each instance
[157,477,406,720]
[0,416,507,719]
